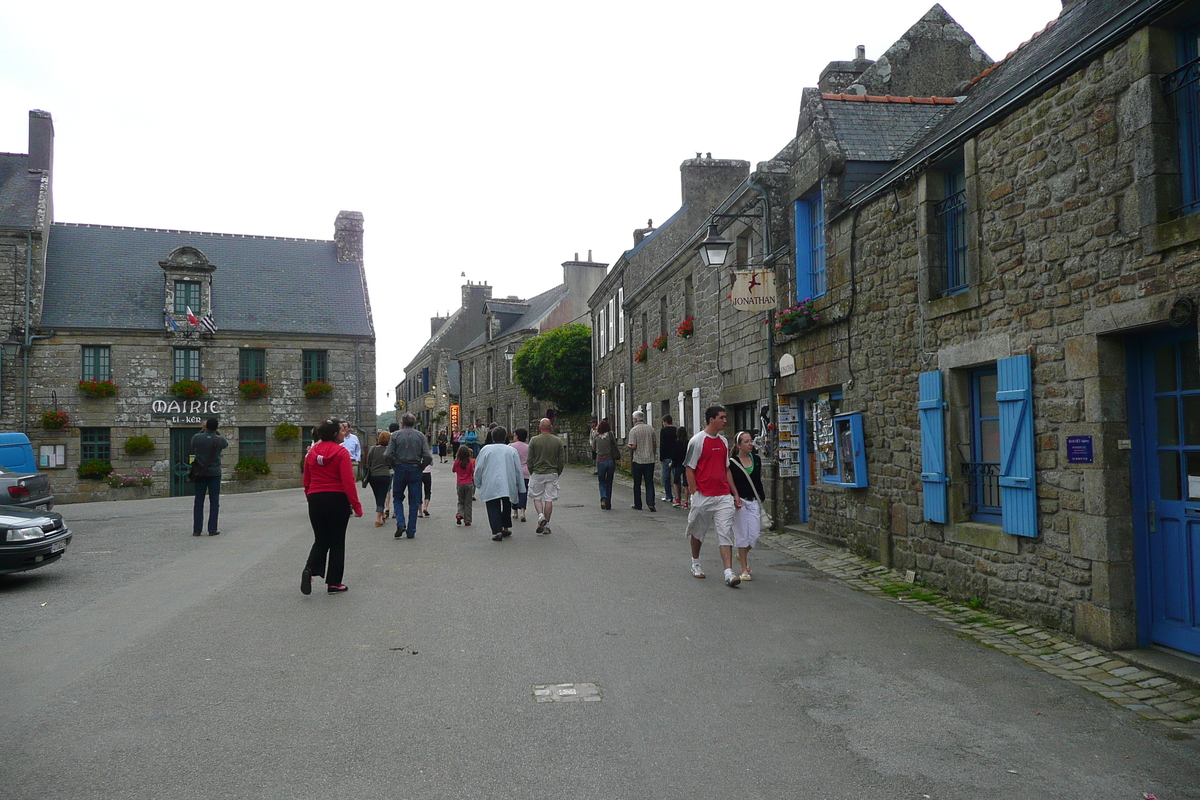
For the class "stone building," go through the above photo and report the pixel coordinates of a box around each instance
[589,156,751,446]
[763,0,1200,656]
[396,280,492,434]
[0,110,375,502]
[456,254,606,445]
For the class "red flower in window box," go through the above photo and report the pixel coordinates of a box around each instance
[634,343,649,363]
[676,316,694,338]
[651,334,668,352]
[238,379,270,400]
[170,379,207,399]
[303,380,333,399]
[78,379,118,398]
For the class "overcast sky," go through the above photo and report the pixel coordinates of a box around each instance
[1,0,1063,414]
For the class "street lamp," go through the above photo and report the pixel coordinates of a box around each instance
[698,222,733,268]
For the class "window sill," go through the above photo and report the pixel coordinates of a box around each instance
[1152,212,1200,253]
[947,521,1019,554]
[923,286,980,320]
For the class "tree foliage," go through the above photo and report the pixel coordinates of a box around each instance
[511,323,592,414]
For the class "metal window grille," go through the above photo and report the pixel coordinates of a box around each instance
[935,188,968,296]
[82,346,111,381]
[961,461,1001,517]
[80,427,111,462]
[1164,54,1200,217]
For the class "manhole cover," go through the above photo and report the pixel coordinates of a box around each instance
[532,682,601,703]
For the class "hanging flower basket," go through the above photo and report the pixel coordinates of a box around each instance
[676,316,694,339]
[78,379,118,398]
[170,379,207,399]
[238,379,270,400]
[303,380,333,399]
[773,299,819,335]
[634,343,649,363]
[274,422,301,441]
[651,334,668,352]
[40,409,70,430]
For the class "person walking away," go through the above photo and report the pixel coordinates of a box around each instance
[474,427,523,541]
[527,417,566,534]
[190,417,228,536]
[437,430,449,463]
[594,419,619,509]
[301,418,363,594]
[383,413,433,539]
[509,427,531,522]
[453,445,476,526]
[384,422,400,520]
[728,431,765,582]
[420,459,433,517]
[684,405,743,587]
[627,410,657,512]
[364,431,393,527]
[672,426,689,509]
[660,414,677,505]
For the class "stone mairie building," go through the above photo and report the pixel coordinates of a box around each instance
[593,0,1200,659]
[0,110,375,502]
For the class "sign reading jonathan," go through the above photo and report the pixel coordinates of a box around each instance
[728,270,777,311]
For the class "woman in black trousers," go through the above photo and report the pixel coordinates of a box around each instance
[302,418,363,595]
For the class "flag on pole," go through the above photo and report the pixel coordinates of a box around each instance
[200,313,218,334]
[165,311,179,332]
[186,306,199,326]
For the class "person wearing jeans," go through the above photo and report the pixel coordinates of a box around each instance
[594,419,618,509]
[659,415,677,505]
[190,417,228,536]
[627,410,658,512]
[383,413,433,539]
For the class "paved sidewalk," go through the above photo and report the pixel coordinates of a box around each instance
[757,527,1200,738]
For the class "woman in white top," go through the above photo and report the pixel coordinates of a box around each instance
[474,426,524,542]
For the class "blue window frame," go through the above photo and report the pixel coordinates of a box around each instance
[81,345,111,381]
[967,367,1002,523]
[794,192,826,300]
[1166,25,1200,217]
[935,168,968,295]
[829,413,868,488]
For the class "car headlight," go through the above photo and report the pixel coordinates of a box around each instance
[7,526,44,542]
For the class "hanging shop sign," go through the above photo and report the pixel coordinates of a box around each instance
[449,404,461,432]
[728,270,777,311]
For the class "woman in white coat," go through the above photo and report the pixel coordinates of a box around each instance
[473,426,524,542]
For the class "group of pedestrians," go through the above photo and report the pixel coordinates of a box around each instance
[295,403,761,595]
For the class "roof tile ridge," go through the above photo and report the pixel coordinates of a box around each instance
[822,93,957,105]
[51,221,331,244]
[966,17,1058,89]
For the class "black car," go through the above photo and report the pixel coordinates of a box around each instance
[0,506,71,575]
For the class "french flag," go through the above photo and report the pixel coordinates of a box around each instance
[186,306,199,327]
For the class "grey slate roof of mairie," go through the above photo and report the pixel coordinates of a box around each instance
[823,98,957,161]
[0,154,44,229]
[459,283,569,354]
[42,223,372,336]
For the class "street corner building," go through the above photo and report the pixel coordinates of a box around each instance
[591,0,1200,659]
[0,110,375,502]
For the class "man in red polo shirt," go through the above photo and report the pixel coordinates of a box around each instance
[684,404,743,587]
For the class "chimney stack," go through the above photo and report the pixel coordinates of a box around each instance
[334,211,364,264]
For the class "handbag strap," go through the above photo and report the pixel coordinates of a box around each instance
[730,455,764,504]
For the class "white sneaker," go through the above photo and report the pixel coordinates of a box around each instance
[536,516,546,533]
[690,563,706,579]
[724,570,741,587]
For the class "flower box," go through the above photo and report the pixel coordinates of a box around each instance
[124,435,156,455]
[40,409,70,430]
[77,459,113,480]
[107,470,153,488]
[676,316,694,339]
[238,379,270,400]
[78,379,118,398]
[634,343,649,363]
[170,379,207,399]
[274,422,301,441]
[773,299,820,336]
[651,334,668,352]
[303,380,333,399]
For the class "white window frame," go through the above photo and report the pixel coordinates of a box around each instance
[598,308,606,355]
[608,297,616,352]
[618,288,625,344]
[619,383,627,438]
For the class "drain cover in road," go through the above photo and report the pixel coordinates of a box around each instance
[532,682,601,703]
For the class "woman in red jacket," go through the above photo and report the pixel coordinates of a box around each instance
[302,418,363,595]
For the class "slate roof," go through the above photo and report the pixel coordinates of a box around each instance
[459,283,569,353]
[822,95,958,162]
[841,0,1176,211]
[42,223,373,336]
[0,153,43,229]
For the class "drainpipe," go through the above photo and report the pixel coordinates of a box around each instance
[747,177,779,530]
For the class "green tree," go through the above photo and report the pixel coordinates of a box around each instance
[512,323,592,414]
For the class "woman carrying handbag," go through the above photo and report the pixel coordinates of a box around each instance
[363,431,393,527]
[728,430,767,582]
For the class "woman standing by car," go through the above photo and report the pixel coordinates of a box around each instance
[594,419,618,510]
[302,418,362,595]
[363,431,393,527]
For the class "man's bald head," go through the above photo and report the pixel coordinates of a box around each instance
[539,418,552,433]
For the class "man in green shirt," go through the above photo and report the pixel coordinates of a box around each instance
[526,417,565,534]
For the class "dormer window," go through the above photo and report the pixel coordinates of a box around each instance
[160,246,217,336]
[174,280,201,314]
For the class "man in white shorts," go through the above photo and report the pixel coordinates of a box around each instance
[684,404,743,587]
[527,417,565,534]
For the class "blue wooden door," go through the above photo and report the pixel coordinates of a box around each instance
[1137,330,1200,655]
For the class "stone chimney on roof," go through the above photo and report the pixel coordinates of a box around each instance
[335,211,364,263]
[562,251,607,325]
[680,155,751,210]
[430,314,449,337]
[819,46,875,94]
[462,280,492,314]
[28,110,54,222]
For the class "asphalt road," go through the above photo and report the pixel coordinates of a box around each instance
[2,462,1197,800]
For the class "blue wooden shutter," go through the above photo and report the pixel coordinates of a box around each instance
[997,354,1037,537]
[919,370,948,523]
[794,200,812,299]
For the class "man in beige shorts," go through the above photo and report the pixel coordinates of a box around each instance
[527,417,565,534]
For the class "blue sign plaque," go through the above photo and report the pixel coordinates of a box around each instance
[1066,435,1094,464]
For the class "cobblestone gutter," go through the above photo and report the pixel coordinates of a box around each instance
[760,530,1200,738]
